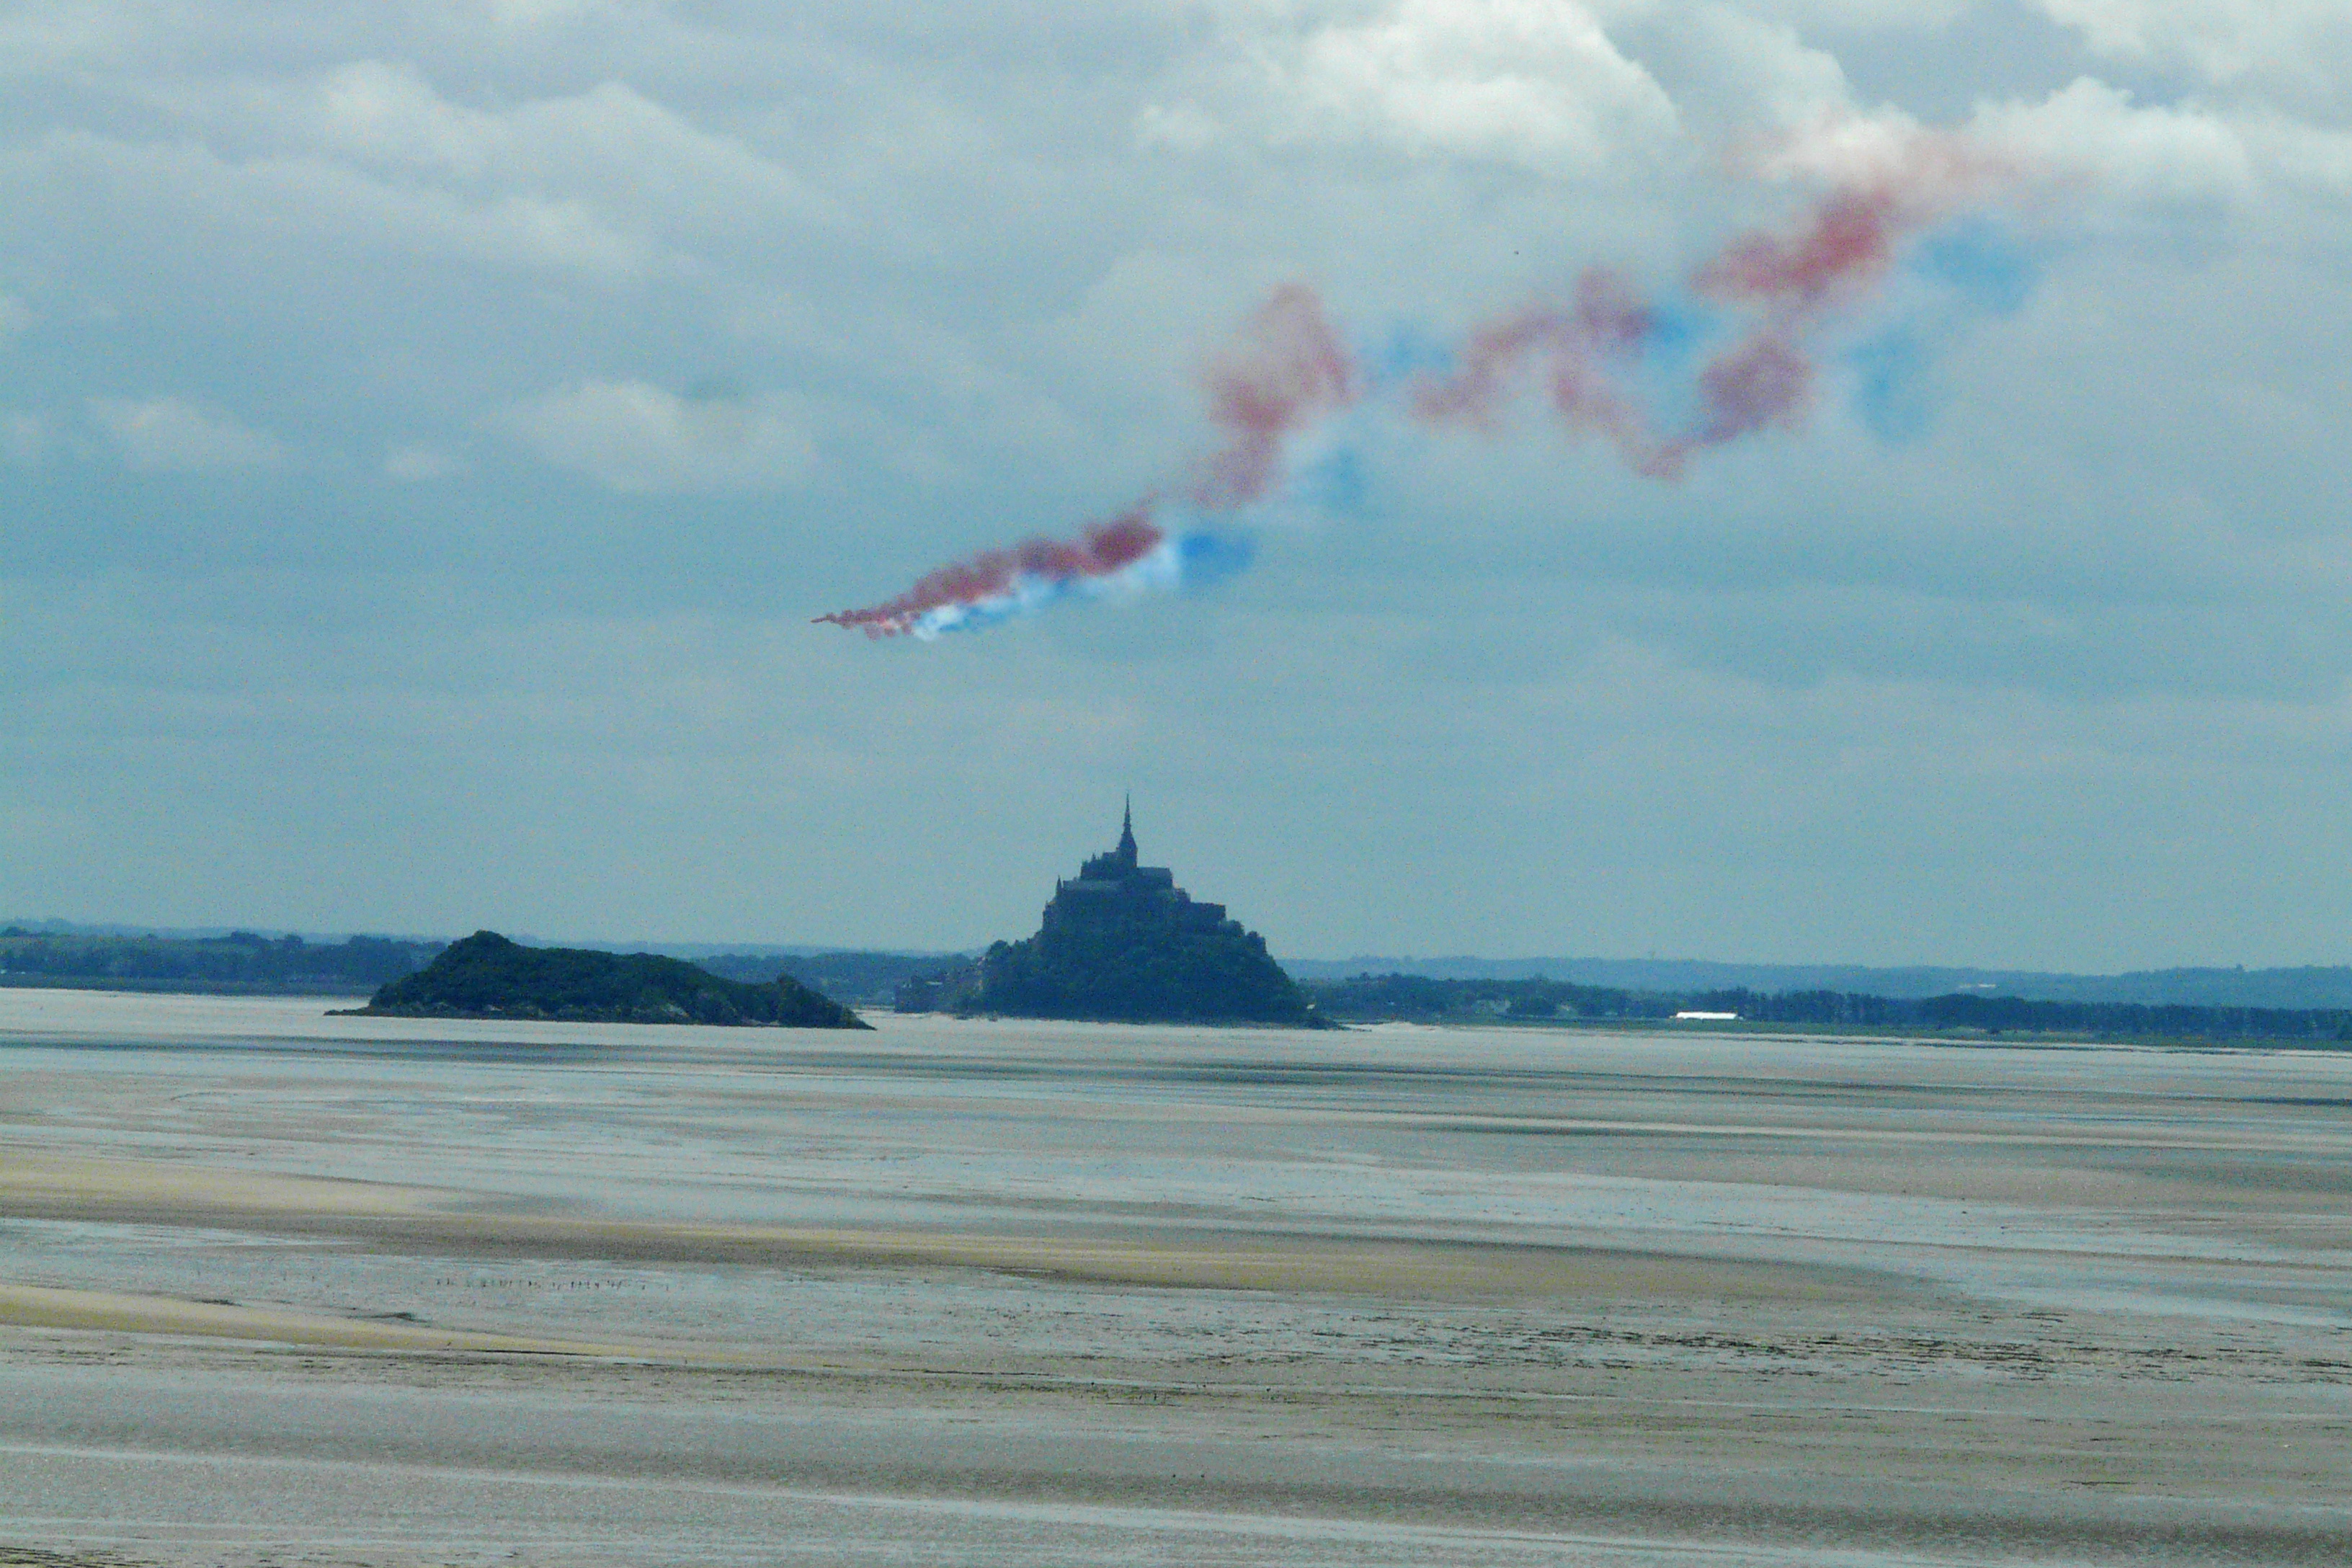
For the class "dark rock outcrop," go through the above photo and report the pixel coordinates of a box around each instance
[345,930,870,1028]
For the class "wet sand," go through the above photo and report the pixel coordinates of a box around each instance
[1,990,2346,1564]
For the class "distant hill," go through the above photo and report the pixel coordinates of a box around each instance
[1280,955,2352,1010]
[1,927,438,995]
[349,931,869,1028]
[974,808,1330,1027]
[695,949,976,1008]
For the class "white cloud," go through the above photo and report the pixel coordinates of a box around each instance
[1134,100,1220,152]
[1743,0,1970,25]
[285,61,817,216]
[1250,0,1681,172]
[481,0,611,31]
[0,411,47,464]
[494,380,817,494]
[218,60,827,251]
[1608,3,1858,151]
[385,442,463,481]
[89,396,285,471]
[7,129,654,282]
[0,1,133,77]
[0,61,830,296]
[299,59,505,178]
[2037,1,2352,90]
[1973,77,2259,200]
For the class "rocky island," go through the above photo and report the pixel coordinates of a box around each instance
[345,930,869,1028]
[969,805,1332,1027]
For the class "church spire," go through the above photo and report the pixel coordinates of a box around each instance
[1117,794,1137,865]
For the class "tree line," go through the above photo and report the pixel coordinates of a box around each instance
[0,930,441,992]
[1300,974,2352,1042]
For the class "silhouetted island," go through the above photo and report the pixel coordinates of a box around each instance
[969,805,1332,1027]
[344,930,869,1028]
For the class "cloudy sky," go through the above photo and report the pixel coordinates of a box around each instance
[4,0,2350,968]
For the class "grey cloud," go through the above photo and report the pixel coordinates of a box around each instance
[89,394,284,470]
[4,1,2351,966]
[1241,0,1685,172]
[4,128,655,280]
[491,380,818,494]
[2034,0,2352,117]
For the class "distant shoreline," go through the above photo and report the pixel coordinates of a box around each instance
[9,982,2342,1053]
[1333,1012,2352,1053]
[0,974,370,998]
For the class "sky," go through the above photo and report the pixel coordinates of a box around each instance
[5,0,2352,968]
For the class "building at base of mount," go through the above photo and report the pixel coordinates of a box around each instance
[900,804,1329,1028]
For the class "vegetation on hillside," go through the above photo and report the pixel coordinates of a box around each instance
[978,906,1328,1026]
[355,930,870,1028]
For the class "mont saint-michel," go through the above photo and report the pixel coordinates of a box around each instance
[968,804,1329,1027]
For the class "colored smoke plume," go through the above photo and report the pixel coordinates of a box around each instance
[822,128,2031,639]
[818,288,1356,640]
[1195,283,1358,507]
[814,509,1164,639]
[1411,270,1661,473]
[1417,130,2018,477]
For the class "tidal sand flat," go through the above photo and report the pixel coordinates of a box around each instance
[1,990,2347,1564]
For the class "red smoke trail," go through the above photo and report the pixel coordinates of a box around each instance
[1193,283,1358,507]
[1644,333,1813,479]
[1696,188,1902,308]
[1415,281,1672,474]
[1419,130,2015,476]
[1700,129,2009,311]
[1415,270,1668,473]
[816,508,1162,638]
[820,288,1356,637]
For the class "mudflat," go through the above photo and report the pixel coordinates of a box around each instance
[1,989,2346,1565]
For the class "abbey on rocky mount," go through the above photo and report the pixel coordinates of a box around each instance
[966,802,1330,1028]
